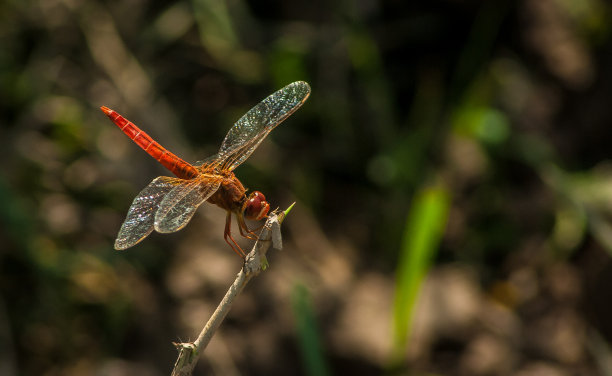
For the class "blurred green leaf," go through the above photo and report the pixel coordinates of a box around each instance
[270,36,310,87]
[347,28,381,73]
[291,284,330,376]
[391,185,450,362]
[0,175,34,250]
[191,0,262,81]
[544,163,612,257]
[453,106,510,145]
[152,3,194,43]
[192,0,238,54]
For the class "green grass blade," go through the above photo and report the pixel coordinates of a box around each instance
[291,284,330,376]
[391,186,450,363]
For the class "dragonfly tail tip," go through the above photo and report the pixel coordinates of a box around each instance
[100,106,112,115]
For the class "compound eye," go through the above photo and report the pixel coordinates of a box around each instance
[244,191,270,220]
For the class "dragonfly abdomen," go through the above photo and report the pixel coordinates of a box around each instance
[100,106,199,180]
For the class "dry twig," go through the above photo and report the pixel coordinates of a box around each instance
[171,205,292,376]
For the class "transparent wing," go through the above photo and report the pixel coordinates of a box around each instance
[154,175,222,233]
[194,153,219,170]
[115,176,183,250]
[217,81,310,171]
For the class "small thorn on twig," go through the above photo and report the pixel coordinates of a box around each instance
[284,202,296,217]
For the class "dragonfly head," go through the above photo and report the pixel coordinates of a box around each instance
[243,191,270,221]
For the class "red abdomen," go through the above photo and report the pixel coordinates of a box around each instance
[101,106,199,180]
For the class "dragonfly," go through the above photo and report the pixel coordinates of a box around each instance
[101,81,310,257]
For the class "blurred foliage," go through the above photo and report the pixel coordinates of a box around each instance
[392,186,449,364]
[292,284,330,376]
[3,0,612,375]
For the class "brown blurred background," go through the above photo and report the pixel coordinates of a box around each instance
[2,0,612,375]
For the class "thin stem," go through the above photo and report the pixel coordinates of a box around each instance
[171,208,288,376]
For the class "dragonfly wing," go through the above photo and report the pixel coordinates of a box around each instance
[115,176,183,250]
[217,81,310,171]
[194,153,219,167]
[154,175,222,233]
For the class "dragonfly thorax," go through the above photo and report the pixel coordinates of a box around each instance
[206,173,247,213]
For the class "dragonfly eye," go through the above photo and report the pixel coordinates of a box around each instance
[243,191,270,220]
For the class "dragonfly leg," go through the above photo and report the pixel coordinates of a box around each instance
[224,212,246,258]
[237,212,258,240]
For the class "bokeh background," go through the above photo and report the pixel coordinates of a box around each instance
[3,0,612,375]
